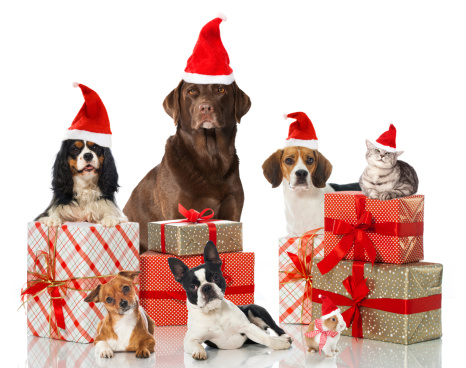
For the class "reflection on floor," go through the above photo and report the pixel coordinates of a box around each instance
[26,324,442,367]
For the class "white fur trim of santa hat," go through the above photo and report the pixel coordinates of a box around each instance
[372,141,396,153]
[284,138,319,150]
[321,308,341,320]
[181,72,235,85]
[63,129,112,148]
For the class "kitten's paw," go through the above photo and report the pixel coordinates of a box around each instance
[269,335,292,350]
[379,191,397,201]
[192,346,207,360]
[99,216,120,227]
[135,348,151,359]
[42,216,63,227]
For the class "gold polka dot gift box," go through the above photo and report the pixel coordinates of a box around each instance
[311,258,442,344]
[147,204,243,256]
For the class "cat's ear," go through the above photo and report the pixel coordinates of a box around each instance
[366,140,375,149]
[395,150,404,158]
[312,151,333,188]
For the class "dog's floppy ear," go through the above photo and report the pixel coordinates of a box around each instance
[163,80,184,126]
[52,141,74,200]
[262,149,284,188]
[203,241,222,265]
[311,151,333,188]
[98,148,119,201]
[118,270,140,280]
[232,82,251,124]
[168,258,190,283]
[84,284,101,303]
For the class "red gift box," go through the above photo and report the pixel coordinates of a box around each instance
[318,191,424,274]
[140,251,254,326]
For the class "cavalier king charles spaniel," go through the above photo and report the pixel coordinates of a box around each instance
[36,139,127,227]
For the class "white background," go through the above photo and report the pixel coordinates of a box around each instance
[1,1,465,366]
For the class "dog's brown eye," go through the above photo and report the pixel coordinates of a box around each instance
[122,286,130,293]
[212,275,219,282]
[189,284,197,291]
[306,157,314,165]
[106,297,113,304]
[285,158,294,165]
[218,87,225,93]
[188,89,196,95]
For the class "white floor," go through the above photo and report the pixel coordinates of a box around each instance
[25,323,443,368]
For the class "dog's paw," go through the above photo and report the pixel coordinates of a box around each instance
[269,335,292,350]
[99,216,120,227]
[281,334,293,344]
[192,346,207,360]
[135,348,151,359]
[95,345,113,358]
[41,216,63,227]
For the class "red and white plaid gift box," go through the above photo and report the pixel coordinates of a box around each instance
[140,251,254,326]
[318,191,424,274]
[24,222,139,343]
[279,230,324,324]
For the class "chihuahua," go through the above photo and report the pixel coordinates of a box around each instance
[168,241,292,360]
[84,271,156,359]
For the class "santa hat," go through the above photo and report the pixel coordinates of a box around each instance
[283,112,318,150]
[319,294,341,320]
[373,124,397,153]
[62,83,112,148]
[182,13,234,85]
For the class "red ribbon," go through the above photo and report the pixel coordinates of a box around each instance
[160,204,220,253]
[317,194,424,275]
[313,262,442,339]
[139,285,255,301]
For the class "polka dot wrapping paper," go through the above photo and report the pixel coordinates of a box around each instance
[148,220,243,255]
[323,192,424,265]
[311,258,443,344]
[140,251,254,326]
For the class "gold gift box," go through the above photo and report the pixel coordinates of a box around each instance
[311,258,442,344]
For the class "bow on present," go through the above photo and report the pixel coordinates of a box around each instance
[313,262,442,339]
[160,204,221,253]
[280,228,322,323]
[317,194,424,275]
[305,318,339,355]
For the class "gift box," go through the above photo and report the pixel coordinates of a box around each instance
[140,251,254,326]
[148,204,243,255]
[318,191,424,275]
[279,229,324,324]
[24,222,139,343]
[311,258,442,344]
[152,325,187,367]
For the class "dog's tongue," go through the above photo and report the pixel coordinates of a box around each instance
[84,165,94,171]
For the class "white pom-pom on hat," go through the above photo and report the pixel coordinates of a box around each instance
[217,12,227,21]
[283,113,289,120]
[72,82,80,88]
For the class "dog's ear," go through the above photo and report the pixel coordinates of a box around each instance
[168,258,190,283]
[52,141,74,199]
[163,80,183,126]
[232,82,251,124]
[98,148,119,201]
[262,149,284,188]
[203,241,222,265]
[118,270,140,280]
[311,151,333,188]
[84,284,101,303]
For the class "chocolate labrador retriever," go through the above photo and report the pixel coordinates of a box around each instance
[124,81,251,253]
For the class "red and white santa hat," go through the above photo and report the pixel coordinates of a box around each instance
[182,13,234,85]
[283,112,318,150]
[373,124,397,153]
[62,83,112,148]
[319,294,341,320]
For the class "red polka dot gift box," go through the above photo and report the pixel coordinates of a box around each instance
[139,251,254,326]
[318,191,424,275]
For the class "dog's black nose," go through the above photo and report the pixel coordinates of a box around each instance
[199,103,214,114]
[119,300,128,308]
[83,153,93,162]
[202,284,212,293]
[295,170,308,178]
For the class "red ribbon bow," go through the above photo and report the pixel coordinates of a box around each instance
[160,204,220,253]
[305,318,339,355]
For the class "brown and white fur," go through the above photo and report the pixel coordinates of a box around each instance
[84,271,156,359]
[305,314,346,357]
[36,140,126,227]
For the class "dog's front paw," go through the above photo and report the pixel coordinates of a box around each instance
[192,346,207,360]
[281,334,293,344]
[95,342,114,358]
[269,335,292,350]
[100,216,120,227]
[41,216,63,227]
[135,348,151,359]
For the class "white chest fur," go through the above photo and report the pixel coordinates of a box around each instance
[106,312,137,351]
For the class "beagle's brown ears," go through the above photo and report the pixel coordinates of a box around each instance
[163,80,184,126]
[262,149,284,188]
[311,151,333,188]
[118,270,141,280]
[233,82,251,124]
[84,284,101,303]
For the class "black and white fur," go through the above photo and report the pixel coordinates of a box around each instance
[168,241,292,361]
[36,140,126,227]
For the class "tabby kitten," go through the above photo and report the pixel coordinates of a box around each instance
[359,140,418,200]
